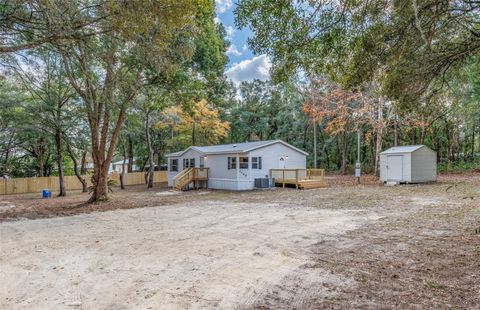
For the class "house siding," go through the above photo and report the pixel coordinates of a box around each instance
[249,142,306,180]
[167,141,307,190]
[167,148,203,186]
[205,153,239,180]
[411,147,437,182]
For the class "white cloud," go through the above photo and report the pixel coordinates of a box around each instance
[225,25,235,39]
[225,54,271,85]
[215,0,233,14]
[214,16,221,24]
[226,44,242,56]
[242,44,248,51]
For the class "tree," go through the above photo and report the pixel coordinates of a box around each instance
[236,1,480,106]
[0,77,26,177]
[7,49,76,196]
[1,0,117,53]
[53,1,200,202]
[159,99,230,151]
[303,78,371,174]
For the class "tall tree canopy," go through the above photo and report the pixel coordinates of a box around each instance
[236,0,480,105]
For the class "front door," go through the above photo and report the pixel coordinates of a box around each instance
[278,156,286,169]
[387,155,403,181]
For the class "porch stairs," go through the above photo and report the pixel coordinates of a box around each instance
[173,168,209,190]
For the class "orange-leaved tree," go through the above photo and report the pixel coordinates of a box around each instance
[158,99,230,150]
[303,78,372,174]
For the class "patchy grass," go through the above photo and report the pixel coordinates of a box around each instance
[0,173,479,308]
[424,280,447,290]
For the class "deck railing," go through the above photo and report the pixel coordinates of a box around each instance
[194,167,209,180]
[269,169,325,183]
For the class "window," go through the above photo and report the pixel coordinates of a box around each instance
[170,159,178,172]
[227,157,237,169]
[199,156,205,168]
[239,157,249,169]
[183,158,195,168]
[252,157,262,169]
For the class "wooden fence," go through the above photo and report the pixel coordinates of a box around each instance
[0,171,168,195]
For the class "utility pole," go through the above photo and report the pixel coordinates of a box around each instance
[355,129,361,185]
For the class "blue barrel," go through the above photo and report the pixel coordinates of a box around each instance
[42,189,51,198]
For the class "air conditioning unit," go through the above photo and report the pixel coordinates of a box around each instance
[255,178,275,188]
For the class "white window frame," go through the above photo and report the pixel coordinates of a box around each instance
[228,157,237,169]
[239,157,248,169]
[170,159,178,172]
[251,157,262,169]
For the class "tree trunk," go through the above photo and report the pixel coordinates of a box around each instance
[36,138,46,177]
[127,134,133,172]
[393,115,399,146]
[120,157,126,190]
[145,110,155,189]
[302,123,309,150]
[192,122,196,145]
[374,97,384,176]
[90,165,110,202]
[119,138,127,190]
[319,130,330,169]
[341,132,348,175]
[65,138,88,192]
[88,108,126,203]
[445,120,454,171]
[472,122,476,159]
[80,151,87,175]
[420,115,426,144]
[412,127,417,145]
[55,129,66,197]
[313,120,317,169]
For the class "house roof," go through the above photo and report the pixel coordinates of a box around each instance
[380,145,425,154]
[166,139,308,157]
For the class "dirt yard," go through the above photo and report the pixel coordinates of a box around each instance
[1,173,479,309]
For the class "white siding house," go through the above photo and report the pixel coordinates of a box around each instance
[111,159,138,173]
[166,140,308,190]
[380,145,437,183]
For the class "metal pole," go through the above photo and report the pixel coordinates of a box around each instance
[355,129,361,185]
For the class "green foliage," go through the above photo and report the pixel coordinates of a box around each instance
[88,178,118,194]
[438,161,480,173]
[236,1,480,107]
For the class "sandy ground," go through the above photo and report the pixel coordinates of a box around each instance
[1,199,378,309]
[1,173,479,309]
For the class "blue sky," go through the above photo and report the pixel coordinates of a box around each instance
[215,0,271,85]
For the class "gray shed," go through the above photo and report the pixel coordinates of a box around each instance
[380,145,437,183]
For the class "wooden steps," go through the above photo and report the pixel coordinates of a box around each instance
[173,168,209,191]
[297,180,327,189]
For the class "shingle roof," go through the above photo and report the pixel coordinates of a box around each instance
[166,140,308,157]
[380,145,425,154]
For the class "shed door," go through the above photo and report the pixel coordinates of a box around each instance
[387,155,403,181]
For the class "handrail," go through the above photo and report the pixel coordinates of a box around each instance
[270,168,325,181]
[173,167,210,190]
[173,168,193,189]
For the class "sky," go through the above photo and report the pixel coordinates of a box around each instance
[215,0,272,85]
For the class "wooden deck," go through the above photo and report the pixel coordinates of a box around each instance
[269,169,327,189]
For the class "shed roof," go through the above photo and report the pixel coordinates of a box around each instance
[380,145,425,154]
[166,139,308,157]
